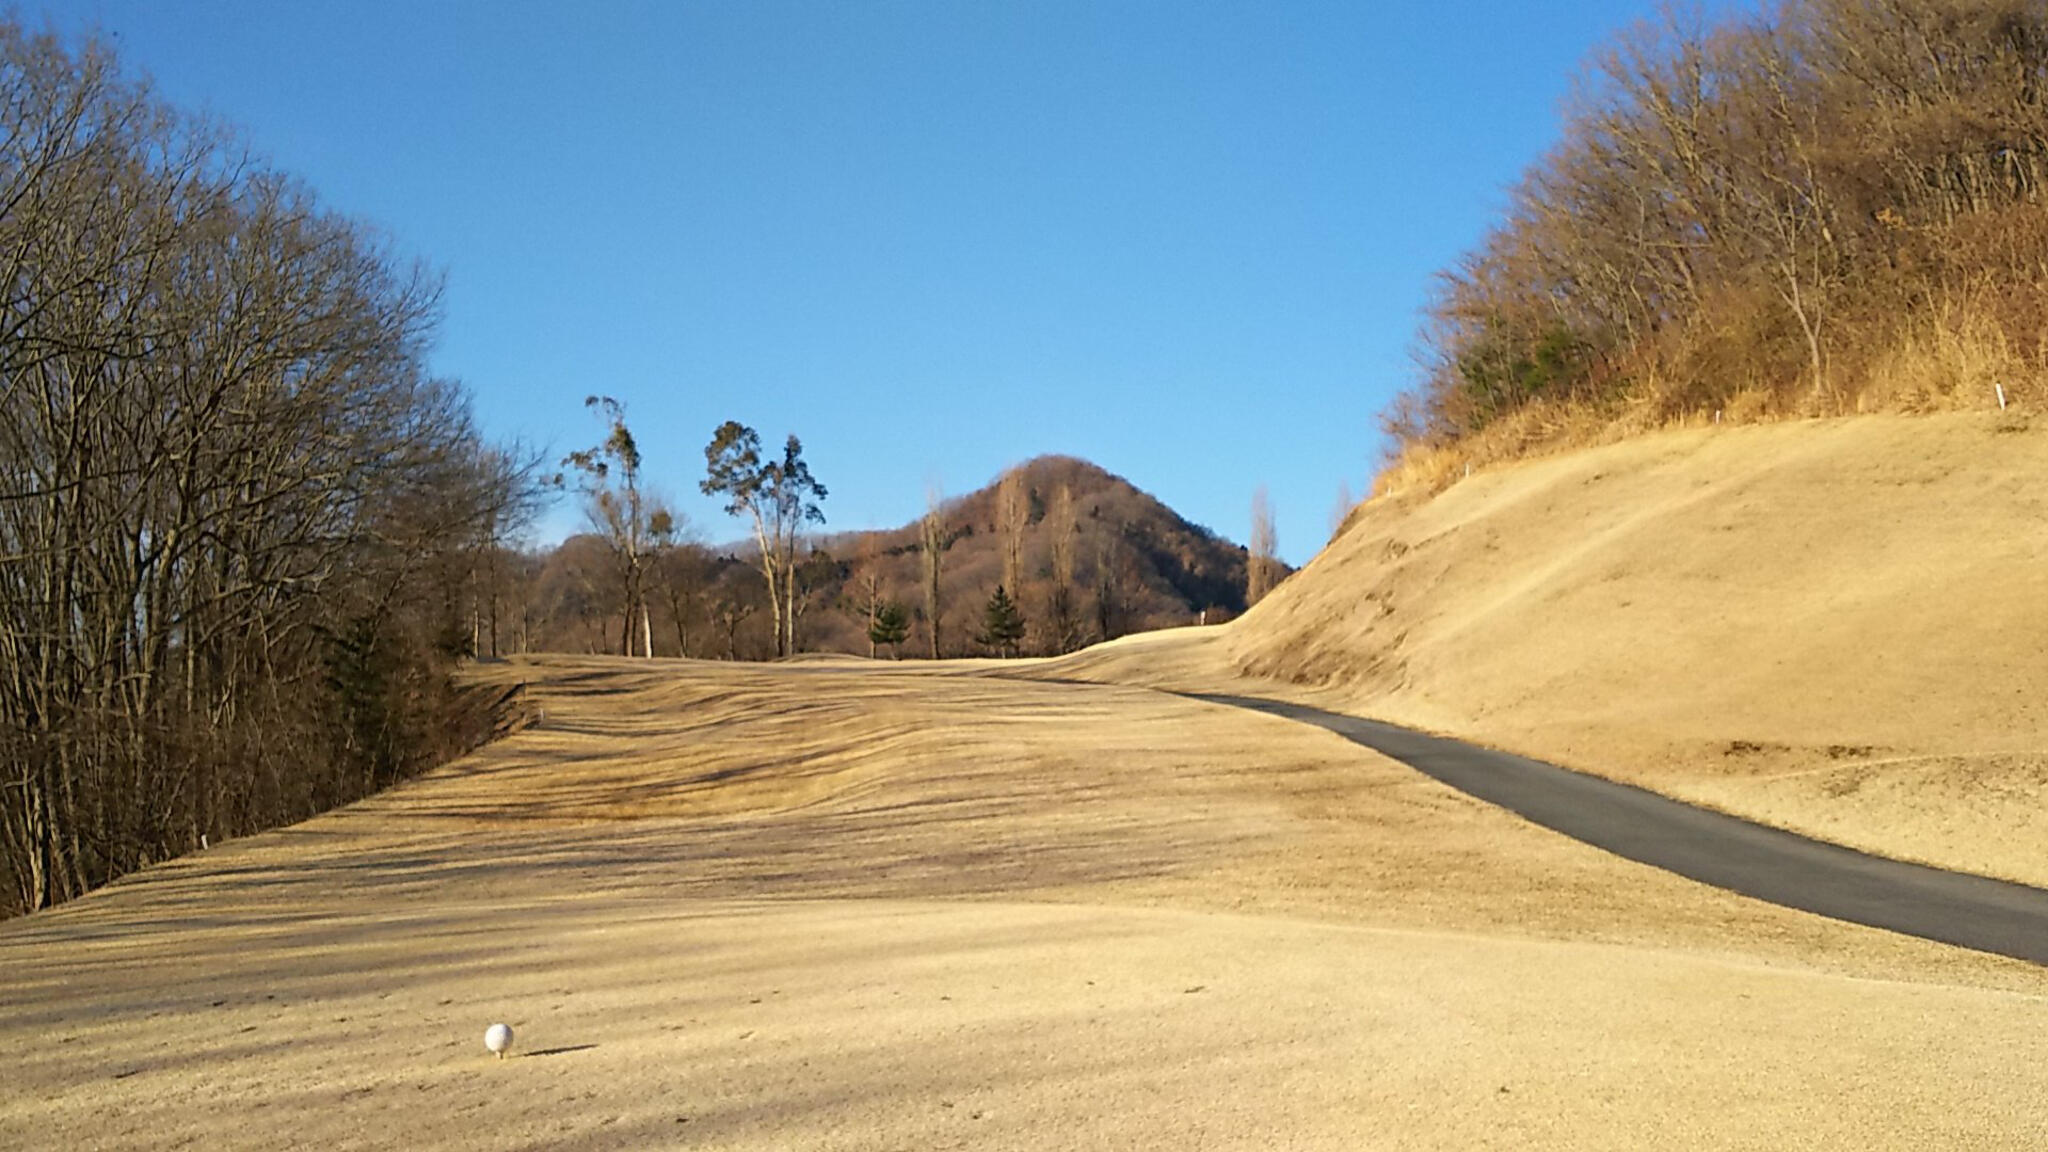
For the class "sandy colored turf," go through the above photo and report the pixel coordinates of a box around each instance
[1066,411,2048,889]
[4,656,2044,1149]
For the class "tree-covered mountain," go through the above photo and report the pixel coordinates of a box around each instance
[509,456,1286,660]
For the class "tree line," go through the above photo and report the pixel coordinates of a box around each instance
[497,438,1265,663]
[1388,0,2048,454]
[0,25,542,915]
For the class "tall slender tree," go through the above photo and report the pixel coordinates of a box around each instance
[1247,486,1279,606]
[701,423,828,659]
[1044,484,1081,654]
[560,397,662,657]
[854,534,883,658]
[995,466,1027,600]
[920,487,946,659]
[650,509,708,658]
[1092,532,1130,642]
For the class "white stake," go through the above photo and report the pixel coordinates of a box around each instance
[1996,383,2007,410]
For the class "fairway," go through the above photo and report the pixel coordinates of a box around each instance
[11,5,2048,1148]
[4,656,2044,1150]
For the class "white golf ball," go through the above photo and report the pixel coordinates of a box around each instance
[484,1022,513,1058]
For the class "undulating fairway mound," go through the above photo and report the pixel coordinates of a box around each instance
[1058,412,2048,889]
[4,656,2045,1149]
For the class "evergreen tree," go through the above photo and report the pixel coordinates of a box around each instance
[978,585,1026,658]
[869,601,910,659]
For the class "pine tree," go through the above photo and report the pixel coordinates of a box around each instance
[869,601,910,659]
[978,584,1026,658]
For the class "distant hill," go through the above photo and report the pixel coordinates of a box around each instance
[514,455,1285,660]
[808,455,1282,657]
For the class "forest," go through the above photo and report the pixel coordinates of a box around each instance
[0,26,541,915]
[1389,0,2048,462]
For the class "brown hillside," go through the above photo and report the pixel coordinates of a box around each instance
[1058,412,2048,888]
[517,456,1279,661]
[811,456,1274,654]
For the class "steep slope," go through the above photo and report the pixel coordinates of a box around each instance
[1070,412,2048,887]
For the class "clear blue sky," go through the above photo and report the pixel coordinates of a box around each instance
[58,0,1682,564]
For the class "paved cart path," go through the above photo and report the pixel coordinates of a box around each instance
[1191,693,2048,966]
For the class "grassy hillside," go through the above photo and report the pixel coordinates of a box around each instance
[1059,412,2048,888]
[1390,0,2048,468]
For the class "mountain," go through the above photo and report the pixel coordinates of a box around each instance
[809,455,1281,657]
[515,455,1285,660]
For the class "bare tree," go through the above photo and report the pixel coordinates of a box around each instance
[920,486,946,659]
[1247,487,1279,606]
[534,536,617,654]
[0,21,540,915]
[650,512,708,658]
[854,534,882,659]
[1392,0,2048,449]
[787,545,842,653]
[701,422,828,659]
[995,466,1027,599]
[1092,531,1133,642]
[709,569,765,661]
[559,397,662,657]
[1044,484,1082,654]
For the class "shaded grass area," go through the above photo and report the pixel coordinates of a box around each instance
[4,656,2045,1149]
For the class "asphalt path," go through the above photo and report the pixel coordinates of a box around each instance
[1189,693,2048,966]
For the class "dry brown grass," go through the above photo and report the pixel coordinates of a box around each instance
[1137,411,2048,889]
[1373,397,1622,500]
[6,655,2045,1149]
[1860,303,2040,415]
[1378,321,2041,501]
